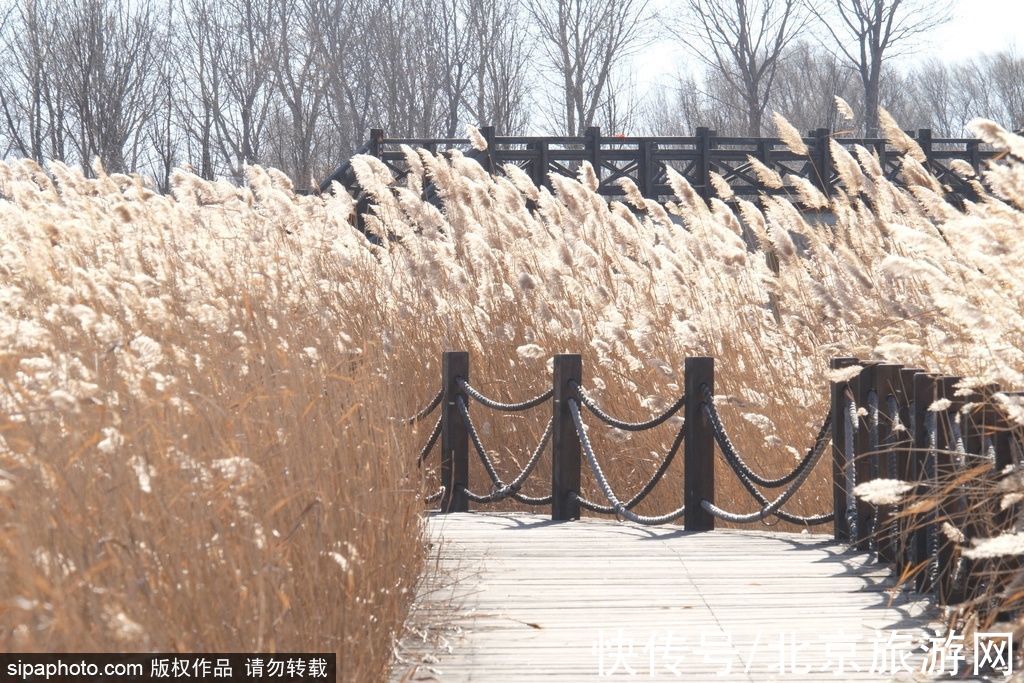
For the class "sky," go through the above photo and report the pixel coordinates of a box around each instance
[636,0,1024,91]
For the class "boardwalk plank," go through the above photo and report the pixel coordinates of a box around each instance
[393,512,946,682]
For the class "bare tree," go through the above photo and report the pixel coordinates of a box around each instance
[267,0,327,187]
[526,0,653,135]
[464,0,530,134]
[768,41,856,134]
[810,0,951,136]
[0,0,68,162]
[671,0,807,136]
[213,0,277,179]
[54,0,163,173]
[365,0,446,136]
[174,0,227,179]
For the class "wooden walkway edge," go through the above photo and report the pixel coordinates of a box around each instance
[393,513,947,682]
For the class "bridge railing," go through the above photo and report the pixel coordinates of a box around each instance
[831,358,1022,608]
[409,351,1022,609]
[321,126,998,203]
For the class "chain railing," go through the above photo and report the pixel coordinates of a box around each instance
[408,351,1022,613]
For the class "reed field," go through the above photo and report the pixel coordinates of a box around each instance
[1,113,1023,679]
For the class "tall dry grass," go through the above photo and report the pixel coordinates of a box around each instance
[0,164,427,680]
[2,113,1024,677]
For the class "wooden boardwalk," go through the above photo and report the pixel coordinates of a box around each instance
[394,513,945,682]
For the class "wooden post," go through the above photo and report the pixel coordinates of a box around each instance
[875,139,888,180]
[638,140,656,198]
[585,126,602,187]
[812,128,832,195]
[850,363,877,551]
[551,354,582,521]
[537,140,551,189]
[968,139,982,175]
[958,385,994,603]
[831,357,860,541]
[480,126,496,174]
[896,368,922,575]
[917,128,933,169]
[695,127,712,200]
[440,352,469,513]
[757,139,771,193]
[992,391,1020,476]
[912,373,936,592]
[368,128,384,158]
[874,364,902,564]
[934,375,962,605]
[684,357,715,531]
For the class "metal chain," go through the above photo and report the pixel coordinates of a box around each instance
[575,383,686,432]
[947,414,968,592]
[867,390,880,553]
[459,378,553,412]
[568,398,686,525]
[905,400,917,568]
[926,411,940,587]
[458,396,553,504]
[572,418,686,514]
[886,395,901,483]
[407,388,443,424]
[417,414,443,465]
[845,392,858,540]
[700,414,833,524]
[950,415,967,465]
[885,394,903,561]
[702,384,823,489]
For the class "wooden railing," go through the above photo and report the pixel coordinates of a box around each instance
[320,126,999,204]
[411,351,1022,611]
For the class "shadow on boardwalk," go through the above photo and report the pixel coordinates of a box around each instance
[392,512,952,682]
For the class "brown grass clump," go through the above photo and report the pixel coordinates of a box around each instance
[2,115,1024,675]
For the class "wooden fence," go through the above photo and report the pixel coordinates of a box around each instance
[413,351,1022,611]
[320,126,999,204]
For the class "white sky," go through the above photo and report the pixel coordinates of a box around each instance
[635,0,1024,91]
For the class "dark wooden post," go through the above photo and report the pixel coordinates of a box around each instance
[440,351,469,513]
[479,126,496,173]
[850,363,877,551]
[812,128,832,196]
[368,128,384,158]
[994,422,1015,474]
[831,357,860,541]
[355,128,387,235]
[912,372,936,592]
[958,385,994,602]
[757,139,771,193]
[638,140,658,198]
[993,392,1020,528]
[896,367,922,575]
[968,139,982,175]
[874,139,888,179]
[684,357,715,531]
[875,364,902,564]
[695,127,712,200]
[585,126,602,185]
[536,140,551,189]
[551,354,582,521]
[917,128,933,169]
[934,375,962,605]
